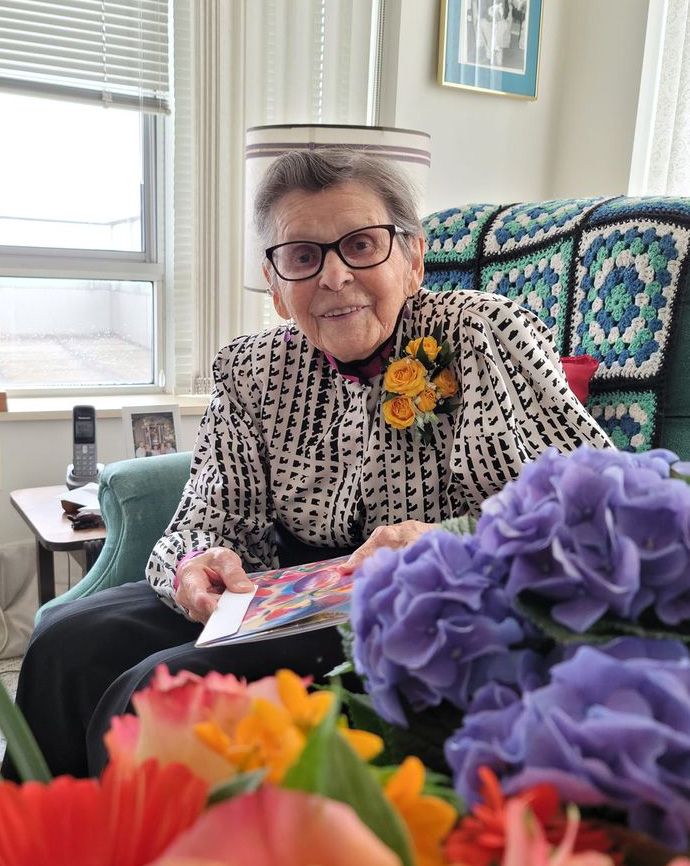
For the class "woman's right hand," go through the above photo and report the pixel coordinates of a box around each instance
[175,547,254,623]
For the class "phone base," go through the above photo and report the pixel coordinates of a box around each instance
[66,464,104,490]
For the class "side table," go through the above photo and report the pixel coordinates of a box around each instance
[10,485,106,606]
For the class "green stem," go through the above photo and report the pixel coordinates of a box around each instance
[0,678,52,783]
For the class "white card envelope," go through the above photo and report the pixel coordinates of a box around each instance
[196,584,258,647]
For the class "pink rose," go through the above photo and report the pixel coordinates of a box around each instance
[148,786,401,866]
[105,665,275,785]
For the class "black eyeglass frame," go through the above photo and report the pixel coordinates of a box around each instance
[265,223,407,282]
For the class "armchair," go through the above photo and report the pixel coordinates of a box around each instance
[36,452,191,622]
[38,195,690,621]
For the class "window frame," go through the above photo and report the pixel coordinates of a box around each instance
[0,110,167,397]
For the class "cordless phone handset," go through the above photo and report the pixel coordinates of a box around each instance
[72,405,98,479]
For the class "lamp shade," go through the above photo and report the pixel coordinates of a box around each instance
[243,124,431,295]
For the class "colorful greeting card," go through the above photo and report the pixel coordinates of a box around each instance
[196,556,352,647]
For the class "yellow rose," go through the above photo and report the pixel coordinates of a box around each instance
[406,336,441,362]
[415,387,437,413]
[432,368,458,398]
[382,397,416,429]
[383,358,427,397]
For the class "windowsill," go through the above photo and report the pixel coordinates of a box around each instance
[0,393,210,422]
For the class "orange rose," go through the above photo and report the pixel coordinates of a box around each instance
[384,358,427,397]
[415,387,437,413]
[406,336,441,362]
[432,368,458,398]
[382,397,416,429]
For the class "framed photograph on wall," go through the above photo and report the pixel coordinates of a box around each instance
[438,0,543,99]
[122,405,182,459]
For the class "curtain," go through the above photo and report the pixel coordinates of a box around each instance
[170,0,245,394]
[636,0,690,195]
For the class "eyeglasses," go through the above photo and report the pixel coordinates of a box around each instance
[265,224,406,281]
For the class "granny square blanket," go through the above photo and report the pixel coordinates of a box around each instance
[422,197,690,452]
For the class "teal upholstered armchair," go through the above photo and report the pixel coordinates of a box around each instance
[38,195,690,620]
[36,452,192,622]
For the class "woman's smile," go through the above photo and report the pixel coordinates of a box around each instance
[319,304,370,320]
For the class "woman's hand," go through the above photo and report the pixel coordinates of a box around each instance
[175,547,254,623]
[341,520,436,575]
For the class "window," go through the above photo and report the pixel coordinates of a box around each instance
[0,0,170,394]
[0,92,163,392]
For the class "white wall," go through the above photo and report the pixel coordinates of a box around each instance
[548,0,650,198]
[387,0,649,211]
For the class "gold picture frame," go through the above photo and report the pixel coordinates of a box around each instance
[438,0,543,99]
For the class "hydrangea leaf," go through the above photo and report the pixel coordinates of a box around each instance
[344,690,460,777]
[516,593,690,646]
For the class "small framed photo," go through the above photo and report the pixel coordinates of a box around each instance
[438,0,543,99]
[122,405,182,459]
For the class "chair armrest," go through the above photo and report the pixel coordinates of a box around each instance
[36,451,192,622]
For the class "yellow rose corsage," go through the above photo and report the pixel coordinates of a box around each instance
[382,324,459,443]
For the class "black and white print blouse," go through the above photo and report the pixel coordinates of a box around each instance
[146,289,611,610]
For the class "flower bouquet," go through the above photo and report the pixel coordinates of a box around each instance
[3,446,690,865]
[382,328,459,443]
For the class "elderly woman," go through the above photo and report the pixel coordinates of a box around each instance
[2,150,609,782]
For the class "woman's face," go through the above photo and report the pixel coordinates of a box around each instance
[264,181,424,362]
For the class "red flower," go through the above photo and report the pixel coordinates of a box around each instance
[0,760,208,866]
[445,766,618,866]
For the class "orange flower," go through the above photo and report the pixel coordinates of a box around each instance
[148,785,401,866]
[432,368,458,398]
[415,386,438,413]
[276,669,383,761]
[195,670,383,781]
[195,698,305,783]
[383,396,417,429]
[384,756,456,866]
[384,357,428,396]
[406,336,441,362]
[0,760,207,866]
[444,767,617,866]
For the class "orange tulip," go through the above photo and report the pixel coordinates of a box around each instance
[148,785,401,866]
[0,760,207,866]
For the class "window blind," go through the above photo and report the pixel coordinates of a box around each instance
[0,0,170,112]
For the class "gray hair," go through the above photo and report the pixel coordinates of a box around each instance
[253,148,423,253]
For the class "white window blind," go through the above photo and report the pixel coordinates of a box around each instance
[0,0,170,112]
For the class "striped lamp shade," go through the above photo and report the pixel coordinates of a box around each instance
[243,124,431,294]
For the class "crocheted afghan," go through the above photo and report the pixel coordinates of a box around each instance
[422,197,690,452]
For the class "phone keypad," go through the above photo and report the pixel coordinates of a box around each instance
[74,444,97,477]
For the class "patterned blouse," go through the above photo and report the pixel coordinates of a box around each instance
[146,289,611,610]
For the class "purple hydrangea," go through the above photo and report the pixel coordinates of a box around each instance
[350,529,538,727]
[445,637,690,850]
[475,446,690,631]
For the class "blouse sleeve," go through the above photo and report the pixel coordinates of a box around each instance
[453,292,613,515]
[145,337,278,610]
